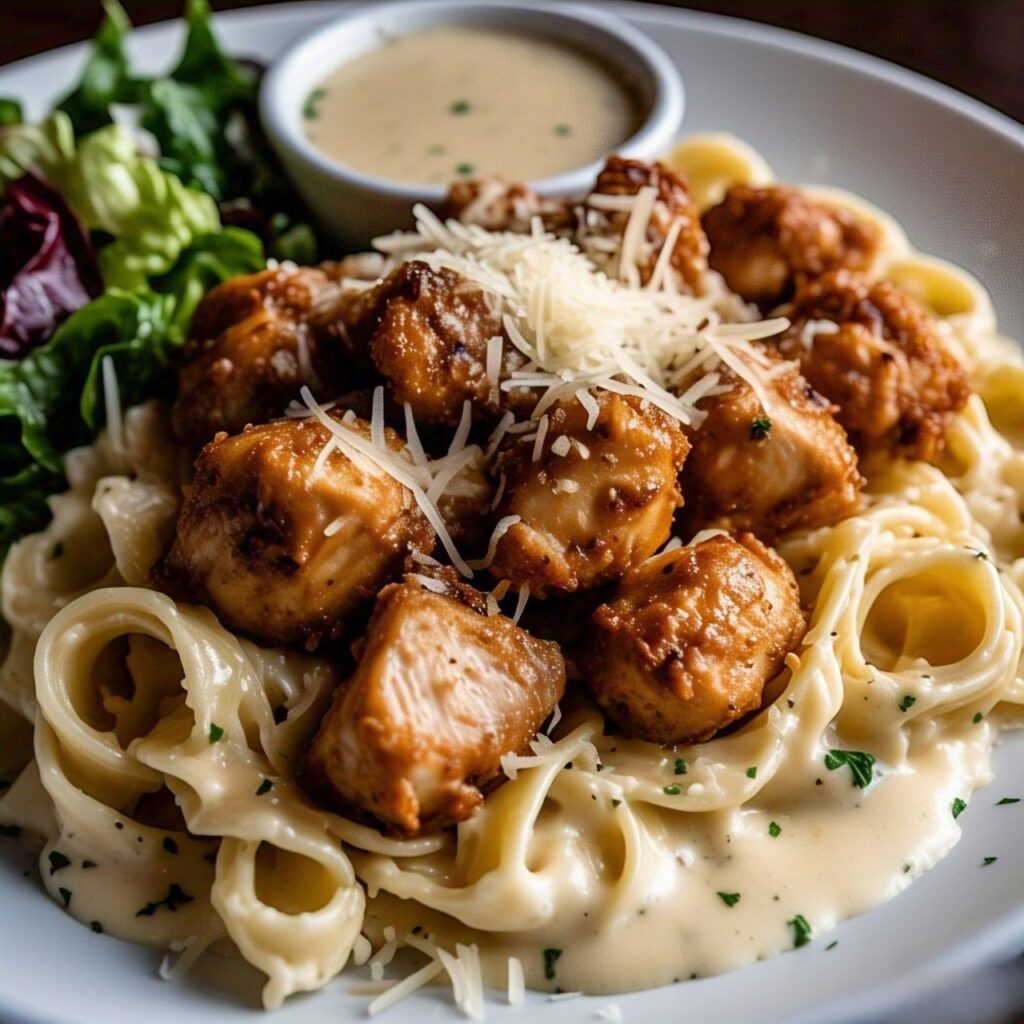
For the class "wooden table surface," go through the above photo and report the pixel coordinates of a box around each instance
[1,0,1022,124]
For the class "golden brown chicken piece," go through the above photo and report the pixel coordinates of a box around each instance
[584,156,709,294]
[776,270,971,460]
[301,566,566,834]
[360,260,534,428]
[172,266,371,449]
[489,390,690,595]
[702,185,879,308]
[584,533,805,744]
[679,356,862,539]
[156,414,434,648]
[441,179,572,233]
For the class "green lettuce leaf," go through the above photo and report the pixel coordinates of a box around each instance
[56,0,135,135]
[0,114,220,290]
[0,227,263,551]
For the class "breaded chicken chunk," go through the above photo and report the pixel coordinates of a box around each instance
[702,185,879,308]
[156,414,434,648]
[585,157,709,293]
[441,179,572,234]
[172,266,370,448]
[360,260,534,427]
[489,391,690,595]
[444,158,708,293]
[301,566,566,834]
[584,533,805,744]
[679,355,862,539]
[776,269,971,459]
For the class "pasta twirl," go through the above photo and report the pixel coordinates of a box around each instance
[1,135,1022,1012]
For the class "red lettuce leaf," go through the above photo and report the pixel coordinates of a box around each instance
[0,172,103,358]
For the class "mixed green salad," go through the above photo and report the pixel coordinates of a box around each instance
[0,0,316,560]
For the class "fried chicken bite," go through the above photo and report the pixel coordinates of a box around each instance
[584,532,805,744]
[441,179,572,233]
[702,185,879,308]
[156,414,434,648]
[584,157,709,293]
[301,566,566,834]
[489,391,690,595]
[172,266,372,449]
[359,260,535,428]
[776,269,971,460]
[679,355,862,539]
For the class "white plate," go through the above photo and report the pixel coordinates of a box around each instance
[1,4,1022,1023]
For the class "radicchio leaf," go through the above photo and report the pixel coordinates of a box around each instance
[0,172,102,358]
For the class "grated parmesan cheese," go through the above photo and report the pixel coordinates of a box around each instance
[467,515,521,571]
[101,355,124,456]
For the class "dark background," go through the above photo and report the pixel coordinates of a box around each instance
[1,0,1022,123]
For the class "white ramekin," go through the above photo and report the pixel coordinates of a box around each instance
[259,0,685,247]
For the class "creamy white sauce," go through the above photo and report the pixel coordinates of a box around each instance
[305,26,640,185]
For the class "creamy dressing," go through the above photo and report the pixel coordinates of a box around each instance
[358,715,999,994]
[305,26,640,185]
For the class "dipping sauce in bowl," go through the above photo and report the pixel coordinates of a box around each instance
[304,26,641,186]
[260,0,684,245]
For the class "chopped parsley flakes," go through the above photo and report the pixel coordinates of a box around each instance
[256,779,273,796]
[972,712,984,724]
[302,87,326,121]
[788,914,813,948]
[208,723,224,743]
[982,856,998,866]
[951,797,967,820]
[768,821,782,837]
[674,758,688,775]
[542,947,562,980]
[47,850,71,875]
[449,99,471,114]
[455,162,475,175]
[749,416,772,440]
[898,695,916,712]
[663,784,682,796]
[58,886,72,908]
[996,797,1020,806]
[824,749,875,788]
[91,921,103,933]
[554,123,572,136]
[717,891,741,907]
[135,883,194,918]
[746,766,757,779]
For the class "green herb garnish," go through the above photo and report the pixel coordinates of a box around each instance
[768,821,781,837]
[663,784,682,795]
[208,722,224,743]
[951,797,967,820]
[449,99,471,115]
[973,712,983,724]
[746,766,757,779]
[135,882,194,918]
[256,778,273,796]
[554,123,572,136]
[58,886,72,908]
[825,940,838,951]
[302,86,326,121]
[750,416,772,440]
[48,850,71,875]
[674,758,688,775]
[898,695,916,712]
[996,797,1020,806]
[982,856,997,866]
[543,947,562,980]
[788,914,813,948]
[91,921,103,933]
[455,162,475,175]
[824,749,875,788]
[717,891,741,907]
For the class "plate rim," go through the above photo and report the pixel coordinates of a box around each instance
[0,3,1021,1023]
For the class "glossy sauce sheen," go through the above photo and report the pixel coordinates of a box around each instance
[304,26,640,185]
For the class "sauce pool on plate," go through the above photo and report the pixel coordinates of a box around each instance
[304,25,641,185]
